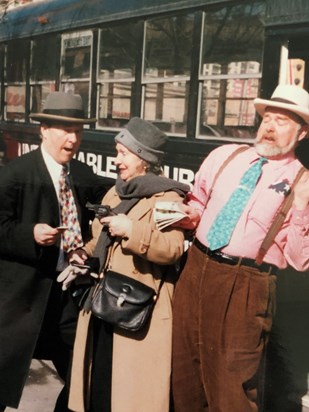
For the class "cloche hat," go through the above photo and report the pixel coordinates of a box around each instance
[115,117,167,164]
[30,92,96,124]
[254,84,309,125]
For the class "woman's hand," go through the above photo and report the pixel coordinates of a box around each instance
[101,214,133,239]
[68,248,88,264]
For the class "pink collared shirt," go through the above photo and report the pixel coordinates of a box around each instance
[189,144,309,271]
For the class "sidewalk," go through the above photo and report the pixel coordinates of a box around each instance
[6,360,63,412]
[303,395,309,412]
[5,359,309,411]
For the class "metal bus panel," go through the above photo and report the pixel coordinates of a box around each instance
[266,0,309,26]
[0,0,235,41]
[2,0,309,44]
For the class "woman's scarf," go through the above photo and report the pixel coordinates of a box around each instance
[115,173,189,200]
[93,173,190,270]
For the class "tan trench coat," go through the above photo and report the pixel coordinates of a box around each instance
[83,186,185,412]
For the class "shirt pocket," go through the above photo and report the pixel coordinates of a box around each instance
[248,188,287,230]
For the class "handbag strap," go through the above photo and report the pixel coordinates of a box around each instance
[155,270,167,297]
[255,166,306,265]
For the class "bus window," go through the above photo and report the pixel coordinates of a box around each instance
[199,1,265,139]
[98,82,132,128]
[225,78,259,128]
[144,14,193,78]
[62,31,91,80]
[60,31,92,117]
[98,24,137,80]
[30,36,61,116]
[5,40,28,122]
[97,22,138,128]
[31,36,60,82]
[144,81,189,135]
[143,13,194,135]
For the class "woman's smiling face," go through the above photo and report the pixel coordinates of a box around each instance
[114,142,147,181]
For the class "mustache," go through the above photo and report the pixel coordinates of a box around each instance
[256,133,276,143]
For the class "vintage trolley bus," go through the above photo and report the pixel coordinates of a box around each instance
[1,0,309,409]
[1,0,309,180]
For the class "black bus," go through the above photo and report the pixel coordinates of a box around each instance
[1,0,309,409]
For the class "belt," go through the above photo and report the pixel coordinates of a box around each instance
[194,238,278,275]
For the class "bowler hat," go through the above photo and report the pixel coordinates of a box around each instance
[254,84,309,124]
[115,117,167,164]
[30,92,96,124]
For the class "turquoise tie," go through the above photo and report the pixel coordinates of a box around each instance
[207,157,267,251]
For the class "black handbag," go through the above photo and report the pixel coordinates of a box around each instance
[91,270,163,332]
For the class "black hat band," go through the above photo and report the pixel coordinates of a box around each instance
[271,97,297,105]
[43,108,86,118]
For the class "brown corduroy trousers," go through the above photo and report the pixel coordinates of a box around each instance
[172,244,276,412]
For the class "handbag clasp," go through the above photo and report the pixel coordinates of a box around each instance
[117,293,126,307]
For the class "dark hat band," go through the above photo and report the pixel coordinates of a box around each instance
[271,97,297,105]
[43,108,86,118]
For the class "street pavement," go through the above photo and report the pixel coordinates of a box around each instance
[6,360,63,412]
[5,359,309,411]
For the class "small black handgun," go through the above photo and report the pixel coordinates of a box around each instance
[71,257,100,273]
[86,201,115,218]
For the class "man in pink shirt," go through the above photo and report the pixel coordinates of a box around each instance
[172,84,309,412]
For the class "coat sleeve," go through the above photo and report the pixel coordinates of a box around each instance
[83,189,186,265]
[0,162,41,261]
[121,191,185,265]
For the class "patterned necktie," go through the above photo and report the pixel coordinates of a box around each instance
[207,157,267,251]
[59,165,83,253]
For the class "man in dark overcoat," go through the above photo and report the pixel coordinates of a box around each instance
[0,92,107,411]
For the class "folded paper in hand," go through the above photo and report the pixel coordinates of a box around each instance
[153,201,187,230]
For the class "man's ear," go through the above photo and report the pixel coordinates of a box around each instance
[39,123,49,140]
[298,125,309,142]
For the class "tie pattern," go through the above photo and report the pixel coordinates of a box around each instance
[59,165,83,253]
[207,157,267,251]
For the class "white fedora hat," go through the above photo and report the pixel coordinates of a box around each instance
[254,84,309,125]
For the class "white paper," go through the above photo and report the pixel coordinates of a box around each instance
[153,201,187,230]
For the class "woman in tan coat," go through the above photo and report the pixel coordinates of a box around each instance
[65,117,189,412]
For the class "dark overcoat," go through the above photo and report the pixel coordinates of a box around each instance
[0,148,106,408]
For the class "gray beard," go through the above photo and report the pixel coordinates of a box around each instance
[255,139,298,158]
